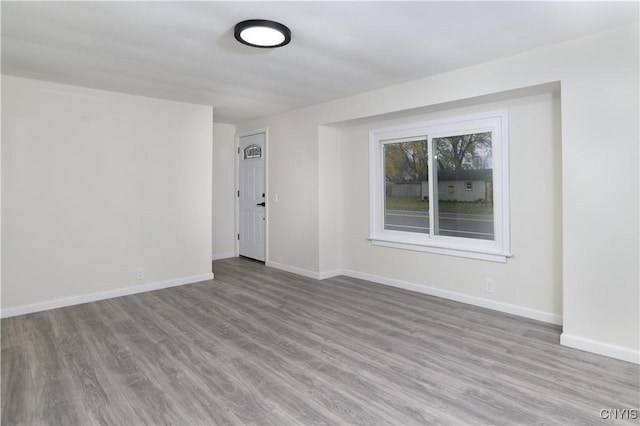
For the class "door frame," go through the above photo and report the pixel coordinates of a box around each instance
[235,128,269,262]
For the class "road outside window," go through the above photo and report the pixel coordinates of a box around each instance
[369,111,510,262]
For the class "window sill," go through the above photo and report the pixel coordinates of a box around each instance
[369,237,511,263]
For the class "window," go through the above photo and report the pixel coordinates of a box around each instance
[369,110,510,262]
[244,144,262,159]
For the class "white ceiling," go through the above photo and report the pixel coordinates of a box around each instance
[2,1,638,123]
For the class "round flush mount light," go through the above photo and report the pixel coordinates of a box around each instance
[234,19,291,48]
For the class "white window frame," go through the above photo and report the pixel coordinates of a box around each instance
[369,110,511,262]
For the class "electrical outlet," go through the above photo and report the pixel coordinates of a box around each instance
[485,278,495,293]
[136,267,145,280]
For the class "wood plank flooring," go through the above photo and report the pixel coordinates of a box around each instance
[2,257,639,425]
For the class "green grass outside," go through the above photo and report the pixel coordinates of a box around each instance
[385,196,492,215]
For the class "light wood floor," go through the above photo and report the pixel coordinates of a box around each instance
[2,257,638,425]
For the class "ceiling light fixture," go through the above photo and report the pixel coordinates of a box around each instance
[234,19,291,48]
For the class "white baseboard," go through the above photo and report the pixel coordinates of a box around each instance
[318,269,342,280]
[341,269,563,325]
[266,261,324,280]
[266,260,561,325]
[212,252,235,261]
[561,333,639,364]
[0,272,214,319]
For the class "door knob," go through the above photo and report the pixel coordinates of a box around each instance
[256,202,266,207]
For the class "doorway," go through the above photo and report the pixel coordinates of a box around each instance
[238,132,266,262]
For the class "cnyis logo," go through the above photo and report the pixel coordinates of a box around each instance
[599,409,638,420]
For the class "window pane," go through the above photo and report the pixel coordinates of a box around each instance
[433,132,494,240]
[384,140,429,233]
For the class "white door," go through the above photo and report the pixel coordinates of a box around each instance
[238,133,266,262]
